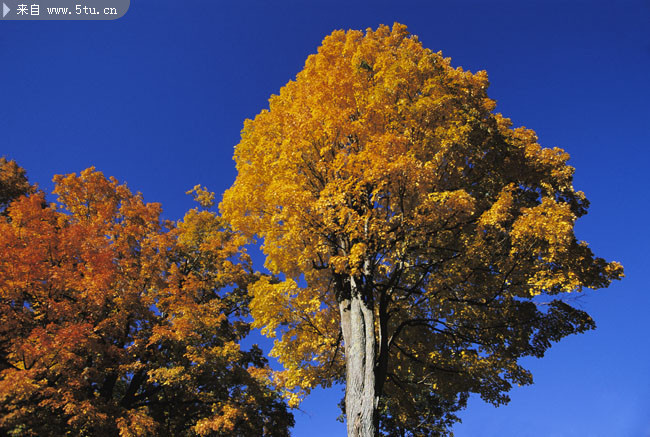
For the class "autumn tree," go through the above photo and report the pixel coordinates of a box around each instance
[0,168,293,436]
[221,24,623,437]
[0,157,35,214]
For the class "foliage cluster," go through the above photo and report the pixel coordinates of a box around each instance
[0,165,292,436]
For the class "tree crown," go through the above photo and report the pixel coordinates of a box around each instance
[0,168,293,436]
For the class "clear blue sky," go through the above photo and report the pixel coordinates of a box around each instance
[1,1,648,435]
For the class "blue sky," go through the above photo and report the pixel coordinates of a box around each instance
[1,1,649,435]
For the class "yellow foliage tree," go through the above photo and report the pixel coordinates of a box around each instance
[221,24,623,437]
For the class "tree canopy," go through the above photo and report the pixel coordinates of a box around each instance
[0,157,35,213]
[0,167,293,436]
[221,23,623,436]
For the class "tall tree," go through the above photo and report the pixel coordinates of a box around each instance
[0,168,293,436]
[221,24,623,437]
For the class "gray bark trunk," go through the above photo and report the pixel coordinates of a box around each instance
[339,281,378,437]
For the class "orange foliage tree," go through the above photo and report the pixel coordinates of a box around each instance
[0,157,35,213]
[0,167,293,436]
[221,24,623,436]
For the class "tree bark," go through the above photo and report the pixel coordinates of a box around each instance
[339,281,378,437]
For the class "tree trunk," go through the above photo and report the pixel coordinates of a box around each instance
[339,285,378,437]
